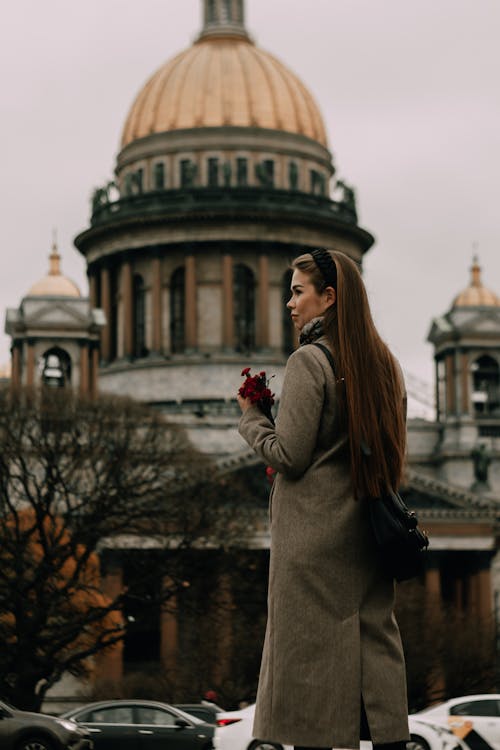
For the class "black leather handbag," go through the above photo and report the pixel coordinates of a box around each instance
[312,342,429,582]
[367,490,429,582]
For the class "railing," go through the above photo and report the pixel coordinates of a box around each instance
[90,186,358,227]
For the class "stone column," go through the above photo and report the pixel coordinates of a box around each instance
[185,255,197,350]
[96,561,124,683]
[466,570,479,616]
[11,345,21,390]
[461,351,470,414]
[212,572,233,685]
[478,566,492,620]
[222,254,234,349]
[160,578,178,677]
[26,341,35,387]
[425,565,442,600]
[257,254,270,349]
[90,346,99,398]
[79,343,89,396]
[151,257,162,354]
[100,267,111,362]
[89,272,98,309]
[445,353,455,415]
[122,261,134,358]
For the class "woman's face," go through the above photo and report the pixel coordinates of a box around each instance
[287,268,336,331]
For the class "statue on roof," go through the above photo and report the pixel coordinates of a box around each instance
[471,443,491,490]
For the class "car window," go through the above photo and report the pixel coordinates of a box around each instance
[79,706,135,723]
[451,700,500,717]
[135,707,179,726]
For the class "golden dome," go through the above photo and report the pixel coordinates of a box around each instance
[121,35,328,148]
[27,244,81,298]
[452,257,500,308]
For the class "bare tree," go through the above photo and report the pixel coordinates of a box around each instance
[0,386,248,710]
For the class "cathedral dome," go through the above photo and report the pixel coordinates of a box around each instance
[452,257,500,308]
[121,10,327,148]
[27,245,81,298]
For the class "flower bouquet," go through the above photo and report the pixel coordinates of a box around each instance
[238,367,275,423]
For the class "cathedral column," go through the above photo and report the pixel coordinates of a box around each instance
[461,351,470,414]
[212,572,234,686]
[185,255,197,350]
[478,566,492,620]
[222,254,234,349]
[79,343,89,396]
[445,353,455,415]
[96,560,124,683]
[160,578,178,676]
[425,565,442,600]
[466,568,479,616]
[90,346,99,398]
[26,341,35,387]
[89,272,98,309]
[122,261,134,358]
[151,257,162,353]
[11,344,21,390]
[100,267,111,362]
[257,254,270,349]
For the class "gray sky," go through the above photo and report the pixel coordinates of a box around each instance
[1,0,499,414]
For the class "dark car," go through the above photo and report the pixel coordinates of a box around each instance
[174,703,222,725]
[0,699,93,750]
[62,699,216,749]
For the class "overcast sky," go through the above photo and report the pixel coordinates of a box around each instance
[1,0,499,415]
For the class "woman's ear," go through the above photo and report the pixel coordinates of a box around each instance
[323,286,336,309]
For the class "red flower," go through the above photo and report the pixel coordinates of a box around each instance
[238,366,275,422]
[265,466,277,485]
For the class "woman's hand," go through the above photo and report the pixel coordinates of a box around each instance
[237,394,253,413]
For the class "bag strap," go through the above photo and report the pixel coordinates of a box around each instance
[312,342,337,380]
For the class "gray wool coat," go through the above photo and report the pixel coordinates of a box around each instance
[238,339,409,749]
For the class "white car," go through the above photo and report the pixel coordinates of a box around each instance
[215,703,466,750]
[415,694,500,750]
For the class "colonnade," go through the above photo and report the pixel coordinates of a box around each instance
[91,253,277,361]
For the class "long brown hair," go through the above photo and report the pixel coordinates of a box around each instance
[292,249,406,499]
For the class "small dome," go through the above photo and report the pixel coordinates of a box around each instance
[121,34,328,148]
[452,257,500,308]
[27,245,81,298]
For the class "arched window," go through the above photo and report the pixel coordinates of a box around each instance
[282,269,294,354]
[233,264,255,352]
[133,274,147,358]
[471,355,500,415]
[39,347,71,388]
[170,267,185,353]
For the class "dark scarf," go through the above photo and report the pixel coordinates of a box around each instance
[299,316,325,345]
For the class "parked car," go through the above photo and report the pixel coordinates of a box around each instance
[415,694,500,750]
[175,703,224,725]
[62,699,218,749]
[214,703,467,750]
[0,698,93,750]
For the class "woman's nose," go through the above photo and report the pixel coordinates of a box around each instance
[286,297,293,309]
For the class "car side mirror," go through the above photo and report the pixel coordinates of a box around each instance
[174,718,190,729]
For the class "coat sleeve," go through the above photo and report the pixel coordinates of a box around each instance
[238,346,327,479]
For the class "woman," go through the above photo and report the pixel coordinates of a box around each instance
[237,249,409,750]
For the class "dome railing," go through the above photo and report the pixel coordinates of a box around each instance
[89,185,358,227]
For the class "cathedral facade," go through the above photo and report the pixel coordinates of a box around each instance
[4,0,499,703]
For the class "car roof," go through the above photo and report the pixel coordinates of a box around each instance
[63,699,204,724]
